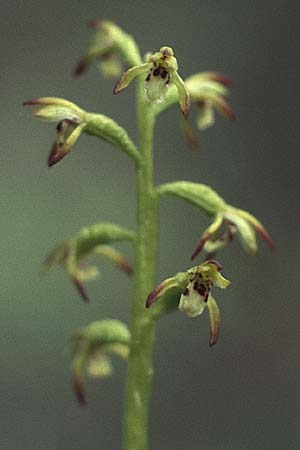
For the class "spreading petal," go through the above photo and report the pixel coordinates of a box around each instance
[113,63,151,94]
[191,213,224,260]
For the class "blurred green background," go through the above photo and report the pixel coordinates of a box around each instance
[2,1,299,449]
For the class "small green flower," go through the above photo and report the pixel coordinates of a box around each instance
[44,222,134,302]
[23,97,86,166]
[180,71,235,146]
[186,72,235,128]
[71,319,130,404]
[146,260,230,346]
[192,205,273,260]
[114,46,190,117]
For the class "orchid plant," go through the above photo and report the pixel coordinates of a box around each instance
[24,20,272,450]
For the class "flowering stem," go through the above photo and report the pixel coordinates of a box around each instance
[122,80,158,450]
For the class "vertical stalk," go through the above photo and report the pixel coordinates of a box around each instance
[122,81,158,450]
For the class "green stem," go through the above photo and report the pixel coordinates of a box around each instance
[122,81,158,450]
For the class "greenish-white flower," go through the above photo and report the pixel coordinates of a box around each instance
[114,46,190,117]
[146,260,230,346]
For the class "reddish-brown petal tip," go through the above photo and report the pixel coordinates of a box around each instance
[73,377,86,406]
[146,282,165,308]
[72,277,90,303]
[88,20,102,29]
[210,73,233,87]
[74,60,88,78]
[182,99,191,119]
[23,99,41,106]
[220,99,236,121]
[113,82,121,95]
[256,226,274,250]
[209,327,220,347]
[205,259,223,271]
[48,143,68,167]
[181,119,199,149]
[120,261,134,277]
[191,236,209,261]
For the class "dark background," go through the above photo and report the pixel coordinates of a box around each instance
[2,1,300,449]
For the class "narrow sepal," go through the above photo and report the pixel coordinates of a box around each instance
[146,272,189,309]
[236,209,274,250]
[23,97,85,122]
[92,245,133,276]
[146,277,180,308]
[207,295,221,347]
[71,276,90,303]
[180,117,199,148]
[171,71,190,118]
[72,375,86,406]
[113,63,150,94]
[191,214,224,260]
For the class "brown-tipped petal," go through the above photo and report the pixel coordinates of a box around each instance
[191,236,209,261]
[218,98,236,121]
[118,259,133,276]
[48,143,68,167]
[146,282,165,308]
[88,20,102,29]
[181,118,199,149]
[72,376,86,406]
[72,276,89,303]
[207,295,221,347]
[256,225,274,250]
[171,71,191,118]
[113,63,151,95]
[23,99,41,106]
[233,209,273,251]
[209,72,233,87]
[74,59,89,77]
